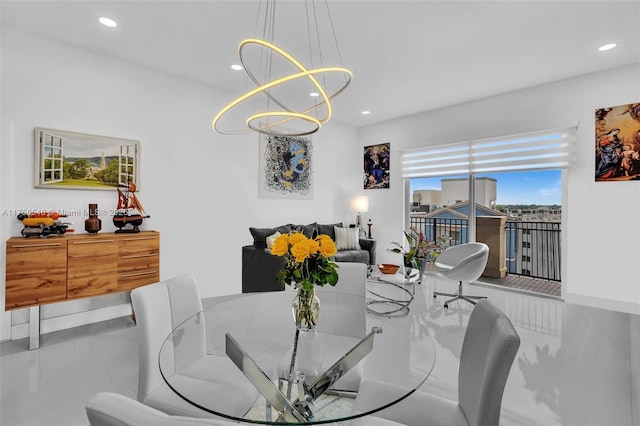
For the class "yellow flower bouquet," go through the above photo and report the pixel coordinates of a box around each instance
[271,231,339,329]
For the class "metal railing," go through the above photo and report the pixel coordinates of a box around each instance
[409,216,561,281]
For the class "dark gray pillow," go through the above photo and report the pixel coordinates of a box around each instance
[317,222,343,240]
[290,222,318,239]
[249,224,292,249]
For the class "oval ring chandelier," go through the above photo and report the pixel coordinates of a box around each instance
[212,0,352,137]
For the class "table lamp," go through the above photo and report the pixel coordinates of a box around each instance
[350,195,369,235]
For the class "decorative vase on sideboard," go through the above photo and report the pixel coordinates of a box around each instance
[84,203,102,234]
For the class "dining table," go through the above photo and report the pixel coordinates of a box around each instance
[159,287,435,425]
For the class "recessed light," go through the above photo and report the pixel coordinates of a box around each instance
[310,92,320,97]
[362,110,371,115]
[98,17,118,27]
[598,42,618,51]
[231,64,243,71]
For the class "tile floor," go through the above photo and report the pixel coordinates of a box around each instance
[1,273,638,426]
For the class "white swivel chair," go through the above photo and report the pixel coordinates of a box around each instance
[351,299,521,426]
[433,242,489,308]
[130,273,259,419]
[276,262,367,394]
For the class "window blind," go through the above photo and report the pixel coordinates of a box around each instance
[402,126,576,178]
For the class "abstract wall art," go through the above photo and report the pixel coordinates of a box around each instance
[259,133,313,199]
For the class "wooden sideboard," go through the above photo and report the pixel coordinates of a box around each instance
[5,230,160,310]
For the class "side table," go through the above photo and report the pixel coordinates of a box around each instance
[366,266,420,316]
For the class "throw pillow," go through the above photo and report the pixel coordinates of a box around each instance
[249,224,292,249]
[266,231,281,250]
[334,226,361,250]
[289,223,318,239]
[317,222,343,240]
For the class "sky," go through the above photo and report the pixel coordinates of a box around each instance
[409,170,562,206]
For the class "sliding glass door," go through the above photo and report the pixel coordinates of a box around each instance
[403,126,574,297]
[408,169,562,296]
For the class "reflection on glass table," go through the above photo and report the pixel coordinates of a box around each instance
[159,290,435,425]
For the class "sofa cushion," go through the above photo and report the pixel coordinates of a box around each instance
[266,231,281,250]
[334,226,361,250]
[289,222,318,238]
[249,224,292,249]
[317,222,343,240]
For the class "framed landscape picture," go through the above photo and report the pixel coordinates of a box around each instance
[364,142,390,189]
[595,103,640,182]
[34,127,140,190]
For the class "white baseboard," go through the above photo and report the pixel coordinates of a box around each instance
[10,303,133,340]
[563,292,640,316]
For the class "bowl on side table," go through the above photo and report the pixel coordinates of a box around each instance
[378,263,400,274]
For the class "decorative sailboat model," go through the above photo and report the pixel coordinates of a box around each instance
[113,182,150,233]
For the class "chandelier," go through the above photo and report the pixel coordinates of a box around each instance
[212,0,352,136]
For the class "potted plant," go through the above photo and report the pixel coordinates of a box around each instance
[388,228,448,271]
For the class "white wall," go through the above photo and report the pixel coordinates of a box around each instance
[3,29,638,344]
[359,63,640,315]
[0,29,361,341]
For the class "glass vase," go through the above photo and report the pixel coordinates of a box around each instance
[291,287,320,331]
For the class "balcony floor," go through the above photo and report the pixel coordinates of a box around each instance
[424,265,561,298]
[478,274,561,297]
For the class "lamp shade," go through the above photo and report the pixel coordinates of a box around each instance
[350,195,369,213]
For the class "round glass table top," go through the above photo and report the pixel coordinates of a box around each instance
[159,289,435,425]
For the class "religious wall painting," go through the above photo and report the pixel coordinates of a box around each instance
[595,103,640,181]
[364,142,390,189]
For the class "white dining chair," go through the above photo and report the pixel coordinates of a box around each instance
[130,273,260,419]
[86,392,241,426]
[351,299,520,426]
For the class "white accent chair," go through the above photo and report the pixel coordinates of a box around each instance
[130,273,259,419]
[351,299,521,426]
[433,242,489,308]
[86,392,240,426]
[276,262,367,394]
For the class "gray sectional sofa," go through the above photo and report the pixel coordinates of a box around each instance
[242,222,376,293]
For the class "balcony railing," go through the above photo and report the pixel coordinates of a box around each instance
[409,216,561,281]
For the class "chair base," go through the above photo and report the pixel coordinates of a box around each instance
[433,281,486,308]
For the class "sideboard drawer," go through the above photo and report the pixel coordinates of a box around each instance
[117,232,160,291]
[118,269,160,291]
[5,240,67,309]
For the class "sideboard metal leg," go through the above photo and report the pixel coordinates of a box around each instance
[29,306,40,350]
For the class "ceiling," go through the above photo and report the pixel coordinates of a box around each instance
[3,1,640,129]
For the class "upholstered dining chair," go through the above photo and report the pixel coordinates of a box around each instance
[130,273,260,419]
[276,261,367,394]
[433,242,489,308]
[86,392,241,426]
[351,299,521,426]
